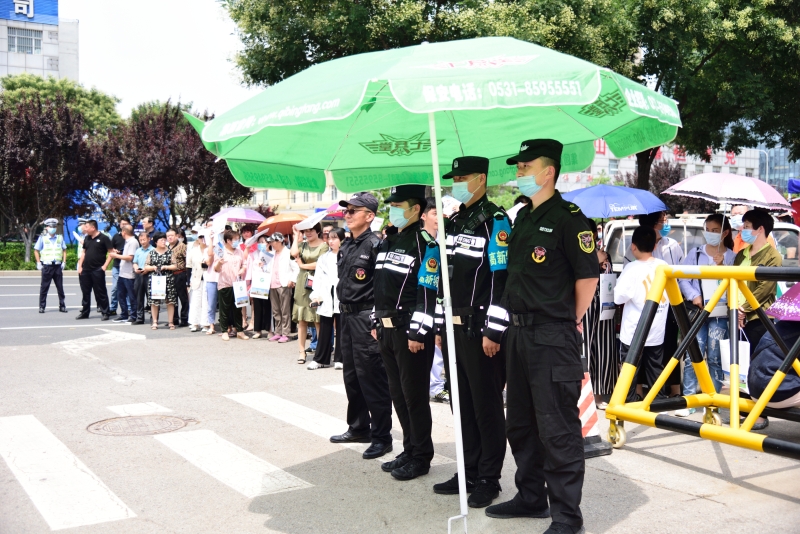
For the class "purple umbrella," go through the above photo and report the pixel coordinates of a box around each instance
[766,283,800,321]
[210,207,266,224]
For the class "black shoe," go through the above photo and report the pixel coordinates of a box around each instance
[96,307,101,313]
[485,499,550,519]
[108,311,117,317]
[101,314,110,321]
[75,313,89,320]
[39,307,45,313]
[381,451,412,472]
[59,306,67,313]
[433,473,476,495]
[544,522,585,534]
[363,442,392,460]
[468,479,501,508]
[329,430,371,444]
[179,322,190,327]
[391,458,430,480]
[132,320,145,325]
[305,347,314,353]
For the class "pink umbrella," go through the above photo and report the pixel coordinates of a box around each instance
[663,173,792,211]
[326,203,345,219]
[210,207,266,223]
[767,283,800,321]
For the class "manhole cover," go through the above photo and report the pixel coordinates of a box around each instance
[87,415,189,436]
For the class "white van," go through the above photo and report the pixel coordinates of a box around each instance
[602,216,800,275]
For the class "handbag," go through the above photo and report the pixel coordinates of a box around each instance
[151,273,167,300]
[720,329,750,391]
[233,279,249,308]
[301,243,315,290]
[250,271,270,300]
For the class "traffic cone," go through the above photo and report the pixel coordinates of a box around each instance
[580,357,613,458]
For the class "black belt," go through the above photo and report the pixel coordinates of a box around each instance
[452,306,483,316]
[173,269,186,275]
[510,313,537,327]
[377,313,410,328]
[339,302,374,314]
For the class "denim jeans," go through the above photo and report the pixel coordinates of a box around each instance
[206,281,218,326]
[683,317,727,395]
[309,325,318,350]
[110,265,120,312]
[117,277,136,320]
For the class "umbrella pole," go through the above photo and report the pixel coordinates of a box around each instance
[428,112,469,534]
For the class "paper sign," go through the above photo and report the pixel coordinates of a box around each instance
[599,273,617,320]
[250,272,270,300]
[701,278,728,318]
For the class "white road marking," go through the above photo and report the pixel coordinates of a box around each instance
[0,284,87,287]
[322,384,347,395]
[107,402,172,416]
[0,307,46,310]
[0,324,132,330]
[225,392,454,466]
[154,429,312,498]
[0,415,136,531]
[0,293,77,297]
[53,329,146,383]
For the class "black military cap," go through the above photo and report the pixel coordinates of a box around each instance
[385,184,427,203]
[442,156,490,179]
[506,139,563,165]
[339,192,379,214]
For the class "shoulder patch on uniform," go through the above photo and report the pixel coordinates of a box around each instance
[578,231,595,253]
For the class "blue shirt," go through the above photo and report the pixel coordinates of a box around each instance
[133,245,154,270]
[34,234,67,252]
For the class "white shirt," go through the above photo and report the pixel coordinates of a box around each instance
[309,249,340,317]
[624,235,684,266]
[615,257,669,346]
[119,237,139,279]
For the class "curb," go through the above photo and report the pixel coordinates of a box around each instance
[0,270,78,277]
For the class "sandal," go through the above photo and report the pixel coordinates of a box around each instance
[151,322,158,330]
[297,354,306,364]
[169,323,175,330]
[206,328,215,336]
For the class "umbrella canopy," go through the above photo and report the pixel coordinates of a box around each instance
[561,184,667,218]
[325,203,345,219]
[185,37,680,193]
[211,207,266,224]
[257,212,307,236]
[663,173,792,211]
[766,283,800,321]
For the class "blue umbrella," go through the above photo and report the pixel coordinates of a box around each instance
[561,184,667,218]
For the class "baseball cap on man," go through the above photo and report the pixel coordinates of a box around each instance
[339,192,378,214]
[385,185,427,203]
[506,139,563,165]
[443,156,490,179]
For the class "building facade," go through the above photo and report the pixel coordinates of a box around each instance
[0,0,78,81]
[759,144,799,192]
[249,178,346,216]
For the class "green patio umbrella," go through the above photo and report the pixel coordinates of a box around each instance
[186,36,681,531]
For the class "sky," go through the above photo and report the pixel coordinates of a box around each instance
[59,0,261,117]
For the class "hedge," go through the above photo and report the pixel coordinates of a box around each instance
[0,242,80,270]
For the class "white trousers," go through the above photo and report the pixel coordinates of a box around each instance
[430,345,445,396]
[189,280,207,326]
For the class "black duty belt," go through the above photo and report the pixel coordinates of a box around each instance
[510,313,537,327]
[339,302,374,314]
[451,306,485,325]
[378,314,410,328]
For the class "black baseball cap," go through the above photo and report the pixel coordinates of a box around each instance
[339,192,378,214]
[385,184,427,203]
[506,139,563,165]
[443,156,489,179]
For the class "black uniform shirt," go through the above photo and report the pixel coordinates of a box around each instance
[111,232,125,268]
[336,229,382,305]
[82,233,113,272]
[502,191,598,321]
[374,222,439,342]
[443,195,512,343]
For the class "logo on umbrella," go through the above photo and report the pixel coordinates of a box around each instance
[360,133,444,157]
[609,203,640,212]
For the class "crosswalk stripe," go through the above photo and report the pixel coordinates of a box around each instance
[225,392,454,466]
[107,402,172,416]
[154,429,312,498]
[0,415,136,530]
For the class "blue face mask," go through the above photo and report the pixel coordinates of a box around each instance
[451,175,480,205]
[389,206,411,229]
[517,167,548,199]
[47,227,57,235]
[232,239,241,248]
[659,224,671,237]
[703,230,722,246]
[257,243,266,252]
[741,229,758,245]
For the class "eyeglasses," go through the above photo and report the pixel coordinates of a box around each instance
[343,208,368,216]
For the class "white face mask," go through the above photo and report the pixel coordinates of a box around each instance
[703,229,722,247]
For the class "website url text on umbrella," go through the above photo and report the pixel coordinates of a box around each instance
[219,99,341,136]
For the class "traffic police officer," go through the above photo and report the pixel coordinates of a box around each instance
[484,140,598,534]
[34,218,68,313]
[330,192,394,460]
[432,156,512,508]
[372,185,440,481]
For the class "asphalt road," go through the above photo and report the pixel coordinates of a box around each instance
[2,272,800,533]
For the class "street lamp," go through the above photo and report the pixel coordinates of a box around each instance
[758,149,770,185]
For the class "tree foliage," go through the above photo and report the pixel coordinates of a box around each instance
[0,73,122,135]
[0,95,93,262]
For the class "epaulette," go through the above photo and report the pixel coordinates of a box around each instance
[368,234,382,248]
[419,228,437,248]
[562,200,583,216]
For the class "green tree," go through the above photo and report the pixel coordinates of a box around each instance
[0,74,122,135]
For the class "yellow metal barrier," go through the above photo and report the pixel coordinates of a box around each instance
[605,265,800,460]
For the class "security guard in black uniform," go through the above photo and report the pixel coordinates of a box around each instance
[484,140,598,534]
[432,156,511,508]
[372,185,440,481]
[330,192,394,460]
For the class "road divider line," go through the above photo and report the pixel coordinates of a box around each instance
[107,402,172,416]
[224,392,454,466]
[154,429,312,498]
[0,324,132,331]
[0,293,77,297]
[0,415,136,530]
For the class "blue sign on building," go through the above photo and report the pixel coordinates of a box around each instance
[0,0,58,26]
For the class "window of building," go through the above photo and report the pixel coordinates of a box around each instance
[317,192,323,201]
[262,190,268,202]
[8,27,42,54]
[292,191,298,203]
[303,192,310,202]
[713,166,721,174]
[331,186,338,200]
[609,159,619,175]
[729,167,738,175]
[745,168,753,177]
[680,164,686,178]
[251,193,258,205]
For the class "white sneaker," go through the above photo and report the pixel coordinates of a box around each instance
[334,362,343,370]
[673,408,695,417]
[307,361,327,370]
[189,325,198,332]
